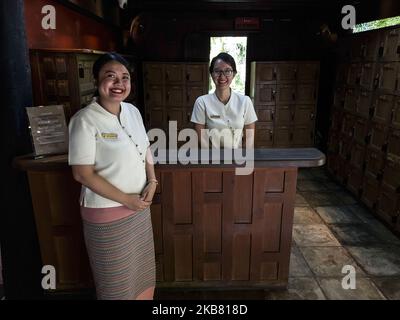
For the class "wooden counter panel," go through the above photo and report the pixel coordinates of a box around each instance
[155,167,297,288]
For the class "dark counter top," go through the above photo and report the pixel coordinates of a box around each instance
[14,148,325,171]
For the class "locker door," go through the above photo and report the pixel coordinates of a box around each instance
[353,118,369,145]
[387,129,400,160]
[333,86,345,108]
[276,85,296,104]
[382,158,400,192]
[145,85,164,107]
[365,149,385,180]
[344,88,358,113]
[347,168,364,197]
[166,108,185,130]
[255,107,274,122]
[381,28,400,61]
[360,62,376,90]
[349,143,366,170]
[274,126,292,147]
[372,94,394,124]
[147,108,165,129]
[369,123,389,152]
[186,64,207,84]
[294,105,314,125]
[356,90,373,119]
[275,105,292,125]
[347,63,361,86]
[296,84,316,104]
[255,84,276,105]
[378,62,398,92]
[165,64,184,84]
[255,63,276,83]
[144,63,164,84]
[166,86,185,107]
[292,126,313,147]
[255,122,273,147]
[393,97,400,128]
[276,63,297,83]
[186,86,204,107]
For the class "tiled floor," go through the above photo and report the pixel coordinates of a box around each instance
[273,165,400,300]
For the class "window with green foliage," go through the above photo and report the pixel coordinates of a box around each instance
[352,16,400,33]
[209,37,247,95]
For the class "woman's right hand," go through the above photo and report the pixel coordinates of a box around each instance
[123,194,151,211]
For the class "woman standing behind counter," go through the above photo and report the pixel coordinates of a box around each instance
[191,52,258,148]
[68,53,156,300]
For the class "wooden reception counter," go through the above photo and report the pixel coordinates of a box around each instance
[15,148,325,292]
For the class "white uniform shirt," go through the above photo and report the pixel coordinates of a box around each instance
[68,99,149,208]
[191,91,258,148]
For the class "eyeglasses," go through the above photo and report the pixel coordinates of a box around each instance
[212,69,234,77]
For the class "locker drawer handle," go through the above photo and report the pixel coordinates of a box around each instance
[271,111,274,120]
[186,73,190,81]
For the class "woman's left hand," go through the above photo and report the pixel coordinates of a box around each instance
[141,182,157,202]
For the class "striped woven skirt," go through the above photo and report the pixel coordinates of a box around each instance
[81,206,156,300]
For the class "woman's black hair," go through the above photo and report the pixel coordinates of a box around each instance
[209,52,237,74]
[92,52,131,97]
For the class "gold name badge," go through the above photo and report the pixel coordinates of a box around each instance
[101,133,118,139]
[210,115,221,119]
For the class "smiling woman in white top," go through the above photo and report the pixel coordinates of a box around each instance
[191,52,258,149]
[68,52,156,300]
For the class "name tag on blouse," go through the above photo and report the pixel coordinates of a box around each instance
[210,115,221,119]
[101,133,118,140]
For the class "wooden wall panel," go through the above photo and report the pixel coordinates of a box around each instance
[172,171,192,224]
[233,174,253,224]
[174,234,193,281]
[203,203,222,253]
[262,202,283,252]
[231,233,251,280]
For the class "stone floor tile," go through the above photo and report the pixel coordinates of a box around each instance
[315,206,362,224]
[346,246,400,276]
[289,246,313,277]
[347,204,377,223]
[300,192,341,207]
[365,222,400,245]
[334,190,359,205]
[323,181,343,191]
[292,224,341,247]
[293,207,323,225]
[318,277,386,300]
[371,277,400,300]
[295,193,310,207]
[299,246,366,278]
[329,224,382,246]
[264,277,326,300]
[297,180,328,192]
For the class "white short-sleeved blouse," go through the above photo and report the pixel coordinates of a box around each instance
[190,91,258,148]
[68,99,149,208]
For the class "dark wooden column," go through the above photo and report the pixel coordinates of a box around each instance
[0,0,43,299]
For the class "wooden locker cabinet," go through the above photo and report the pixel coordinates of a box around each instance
[250,61,319,148]
[30,49,138,121]
[143,62,208,131]
[328,25,400,234]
